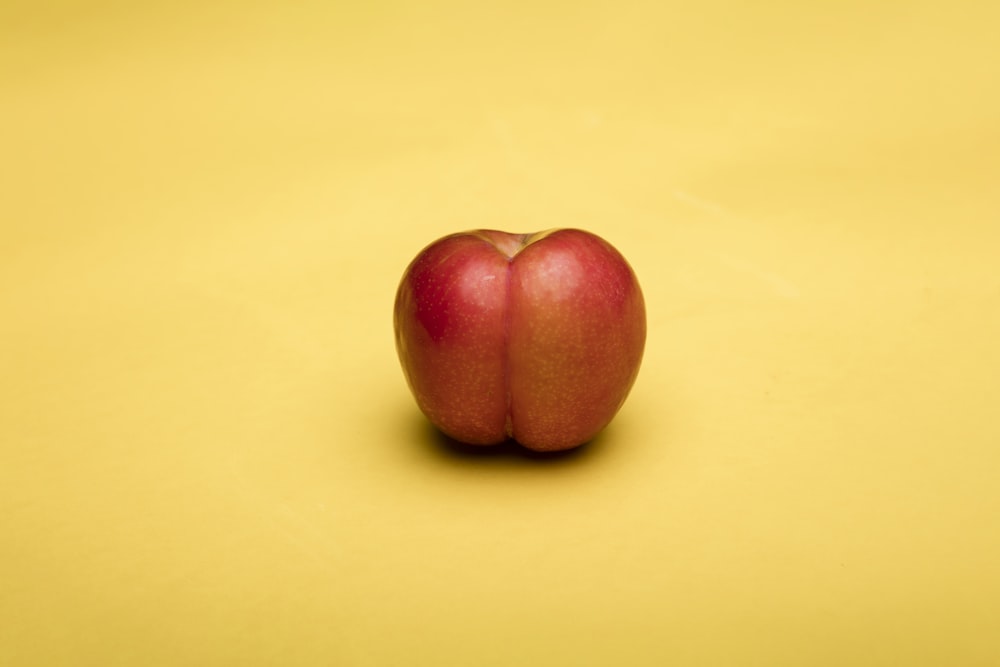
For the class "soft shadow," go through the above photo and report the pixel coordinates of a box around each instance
[411,412,609,465]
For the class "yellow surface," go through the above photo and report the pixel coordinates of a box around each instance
[3,1,999,665]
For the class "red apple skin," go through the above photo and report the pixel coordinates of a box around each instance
[394,229,645,452]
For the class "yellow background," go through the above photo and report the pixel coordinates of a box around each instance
[2,1,999,664]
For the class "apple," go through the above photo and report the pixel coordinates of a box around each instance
[393,229,646,452]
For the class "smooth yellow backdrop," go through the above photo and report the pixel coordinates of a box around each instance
[2,1,999,665]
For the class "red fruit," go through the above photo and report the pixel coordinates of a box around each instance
[394,229,646,452]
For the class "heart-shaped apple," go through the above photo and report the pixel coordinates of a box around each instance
[394,229,646,452]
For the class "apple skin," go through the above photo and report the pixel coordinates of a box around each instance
[394,229,646,452]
